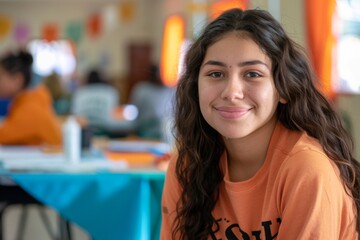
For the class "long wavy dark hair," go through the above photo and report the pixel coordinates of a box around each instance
[173,8,360,239]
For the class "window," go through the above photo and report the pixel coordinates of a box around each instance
[334,0,360,93]
[28,39,76,78]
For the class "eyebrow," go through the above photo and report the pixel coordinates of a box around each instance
[202,60,270,69]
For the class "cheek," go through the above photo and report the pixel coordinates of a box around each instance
[0,85,9,98]
[198,83,213,116]
[259,85,280,109]
[198,89,208,115]
[0,79,18,97]
[0,79,8,91]
[198,83,215,106]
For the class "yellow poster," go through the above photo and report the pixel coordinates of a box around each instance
[119,2,136,23]
[0,15,12,39]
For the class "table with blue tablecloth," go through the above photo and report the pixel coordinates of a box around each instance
[4,169,165,240]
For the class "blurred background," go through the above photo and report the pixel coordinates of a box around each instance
[0,0,359,239]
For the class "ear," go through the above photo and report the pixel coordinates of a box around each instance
[279,97,287,104]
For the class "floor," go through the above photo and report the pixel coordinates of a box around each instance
[2,205,90,240]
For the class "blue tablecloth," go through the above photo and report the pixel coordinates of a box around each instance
[9,171,165,240]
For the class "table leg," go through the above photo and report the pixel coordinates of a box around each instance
[0,204,6,240]
[58,216,72,240]
[140,180,151,240]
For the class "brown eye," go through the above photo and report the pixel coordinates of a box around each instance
[245,71,261,78]
[209,72,223,78]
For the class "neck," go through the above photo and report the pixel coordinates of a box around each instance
[224,118,278,182]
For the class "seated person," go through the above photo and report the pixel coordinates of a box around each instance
[72,68,136,137]
[129,65,175,140]
[42,72,71,115]
[0,50,62,145]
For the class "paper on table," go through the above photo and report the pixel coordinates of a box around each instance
[0,145,62,159]
[107,140,171,155]
[0,146,128,172]
[2,158,128,173]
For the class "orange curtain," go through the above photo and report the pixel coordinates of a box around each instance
[305,0,336,98]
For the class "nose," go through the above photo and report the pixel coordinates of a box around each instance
[220,74,244,101]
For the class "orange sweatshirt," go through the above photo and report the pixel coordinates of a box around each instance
[0,84,62,146]
[161,122,358,239]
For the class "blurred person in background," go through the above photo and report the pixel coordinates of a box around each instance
[0,49,62,146]
[85,68,111,85]
[43,72,71,115]
[71,67,131,137]
[129,64,175,140]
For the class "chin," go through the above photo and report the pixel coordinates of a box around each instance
[222,135,242,140]
[220,131,249,140]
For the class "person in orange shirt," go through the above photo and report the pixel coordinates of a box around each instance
[161,9,360,239]
[0,50,62,146]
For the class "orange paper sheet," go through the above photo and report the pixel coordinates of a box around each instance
[105,151,155,164]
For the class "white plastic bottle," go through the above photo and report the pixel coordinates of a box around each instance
[62,116,81,164]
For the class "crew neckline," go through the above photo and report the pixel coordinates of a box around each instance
[222,121,281,193]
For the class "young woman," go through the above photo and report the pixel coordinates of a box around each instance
[161,8,360,239]
[0,50,62,145]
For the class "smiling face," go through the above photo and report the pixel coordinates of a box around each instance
[198,32,285,140]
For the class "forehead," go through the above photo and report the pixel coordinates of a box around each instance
[203,32,271,66]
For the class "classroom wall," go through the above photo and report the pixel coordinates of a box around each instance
[0,0,163,79]
[0,0,305,79]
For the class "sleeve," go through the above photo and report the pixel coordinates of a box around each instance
[160,154,182,240]
[275,149,356,240]
[0,102,38,145]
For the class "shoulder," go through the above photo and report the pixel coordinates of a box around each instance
[268,123,339,180]
[162,153,181,215]
[164,153,179,181]
[133,82,152,91]
[283,134,334,173]
[276,134,344,194]
[12,85,52,114]
[163,153,183,197]
[130,82,150,99]
[22,84,51,100]
[273,134,357,237]
[161,153,181,239]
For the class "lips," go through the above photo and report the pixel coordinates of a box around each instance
[215,106,251,119]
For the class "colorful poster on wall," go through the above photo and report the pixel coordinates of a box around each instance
[0,15,12,39]
[102,5,118,32]
[13,22,30,44]
[42,23,59,42]
[119,2,136,23]
[65,21,84,44]
[87,13,102,38]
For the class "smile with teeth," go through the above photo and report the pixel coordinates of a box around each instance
[215,106,252,119]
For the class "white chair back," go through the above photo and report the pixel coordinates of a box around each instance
[71,84,119,127]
